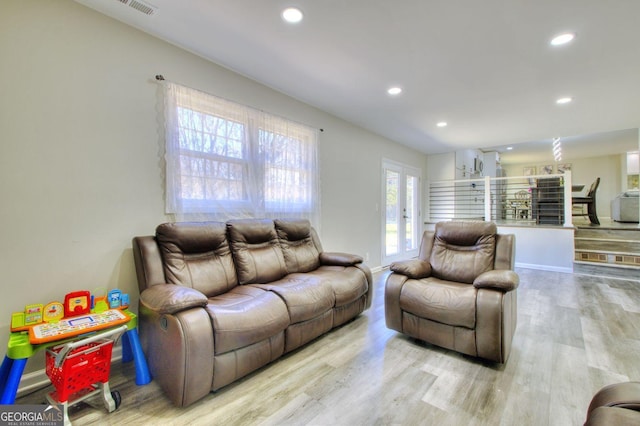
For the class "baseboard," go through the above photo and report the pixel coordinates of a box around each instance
[16,346,123,399]
[515,262,573,274]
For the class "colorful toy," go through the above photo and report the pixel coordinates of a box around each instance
[64,291,91,317]
[120,293,130,309]
[43,302,64,323]
[24,304,43,326]
[30,309,129,344]
[93,296,109,313]
[107,289,122,309]
[10,289,130,333]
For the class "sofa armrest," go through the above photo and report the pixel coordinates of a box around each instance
[390,259,432,279]
[140,284,208,314]
[320,251,363,266]
[473,270,519,292]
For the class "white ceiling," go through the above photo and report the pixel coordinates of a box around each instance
[75,0,640,164]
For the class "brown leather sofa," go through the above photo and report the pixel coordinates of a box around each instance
[385,221,518,363]
[585,382,640,425]
[132,218,372,407]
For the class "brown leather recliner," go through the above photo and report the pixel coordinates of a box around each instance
[385,221,518,363]
[132,219,372,407]
[584,382,640,425]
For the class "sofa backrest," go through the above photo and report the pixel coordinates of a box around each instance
[430,221,497,284]
[155,221,238,297]
[275,219,322,273]
[227,219,288,285]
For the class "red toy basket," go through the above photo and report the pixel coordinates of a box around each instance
[46,339,114,402]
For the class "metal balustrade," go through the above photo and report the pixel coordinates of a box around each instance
[427,172,573,226]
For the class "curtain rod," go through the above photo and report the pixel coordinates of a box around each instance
[154,74,324,132]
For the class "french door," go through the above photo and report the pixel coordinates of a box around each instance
[382,160,421,265]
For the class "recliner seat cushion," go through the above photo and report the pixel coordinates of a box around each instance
[156,222,238,297]
[431,221,496,284]
[227,219,288,284]
[275,219,321,273]
[400,277,477,329]
[206,286,289,354]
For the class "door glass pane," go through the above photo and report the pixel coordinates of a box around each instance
[385,169,399,256]
[405,174,418,251]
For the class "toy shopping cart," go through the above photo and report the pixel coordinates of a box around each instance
[45,325,127,426]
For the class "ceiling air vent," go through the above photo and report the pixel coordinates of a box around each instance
[128,0,156,16]
[113,0,157,16]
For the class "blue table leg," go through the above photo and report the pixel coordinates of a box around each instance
[0,355,11,392]
[0,356,27,404]
[121,332,133,363]
[123,329,151,385]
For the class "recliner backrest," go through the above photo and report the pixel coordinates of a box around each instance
[227,219,288,284]
[275,219,322,273]
[155,221,238,297]
[430,221,497,284]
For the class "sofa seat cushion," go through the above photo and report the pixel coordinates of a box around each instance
[306,266,369,307]
[206,286,289,355]
[251,275,334,323]
[400,277,477,329]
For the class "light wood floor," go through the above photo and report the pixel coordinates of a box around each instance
[18,268,640,425]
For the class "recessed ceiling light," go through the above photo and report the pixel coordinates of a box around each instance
[282,7,303,23]
[506,147,513,150]
[556,97,573,104]
[387,87,402,96]
[436,122,447,127]
[550,32,576,46]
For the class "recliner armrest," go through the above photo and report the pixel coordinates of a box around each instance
[140,284,208,314]
[588,382,640,414]
[320,251,363,266]
[390,259,432,279]
[473,270,519,292]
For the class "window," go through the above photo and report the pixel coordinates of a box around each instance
[163,82,319,223]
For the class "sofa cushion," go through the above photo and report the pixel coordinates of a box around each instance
[306,266,369,307]
[227,219,288,285]
[430,221,496,284]
[206,286,289,355]
[156,222,238,297]
[400,277,477,329]
[252,275,334,323]
[275,219,321,273]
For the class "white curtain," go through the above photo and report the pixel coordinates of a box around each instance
[163,82,320,227]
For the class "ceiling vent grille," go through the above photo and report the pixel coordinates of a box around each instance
[128,0,156,15]
[115,0,157,16]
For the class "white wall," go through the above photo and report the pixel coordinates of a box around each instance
[499,226,574,273]
[0,0,428,369]
[426,152,455,181]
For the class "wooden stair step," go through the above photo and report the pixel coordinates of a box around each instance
[574,238,640,253]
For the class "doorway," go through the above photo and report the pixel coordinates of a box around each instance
[382,160,421,265]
